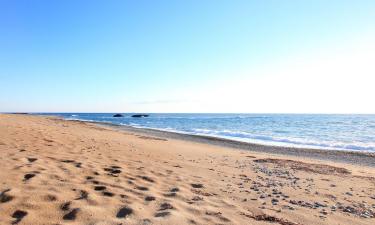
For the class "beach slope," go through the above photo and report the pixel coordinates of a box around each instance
[0,114,374,225]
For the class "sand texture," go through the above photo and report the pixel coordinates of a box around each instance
[0,114,374,225]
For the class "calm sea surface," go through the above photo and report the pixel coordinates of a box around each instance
[39,113,375,152]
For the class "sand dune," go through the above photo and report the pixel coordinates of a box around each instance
[0,114,374,225]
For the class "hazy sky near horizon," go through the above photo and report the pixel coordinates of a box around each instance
[1,0,375,113]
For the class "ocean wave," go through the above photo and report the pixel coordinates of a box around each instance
[56,114,375,152]
[117,124,375,152]
[192,129,375,151]
[65,118,95,122]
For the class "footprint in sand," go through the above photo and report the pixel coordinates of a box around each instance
[102,191,115,197]
[60,202,71,211]
[91,180,100,185]
[116,206,133,218]
[191,183,204,188]
[61,160,82,168]
[75,190,88,200]
[139,176,155,183]
[145,196,156,201]
[164,187,180,197]
[27,158,37,163]
[205,211,230,222]
[136,186,149,191]
[94,186,106,191]
[191,196,203,202]
[44,194,57,202]
[23,173,36,181]
[170,187,179,192]
[120,194,128,199]
[103,166,122,176]
[0,189,13,203]
[63,208,80,220]
[12,210,27,224]
[154,211,171,217]
[159,202,174,211]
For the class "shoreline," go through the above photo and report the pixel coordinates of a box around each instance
[58,117,375,167]
[37,113,375,152]
[1,114,375,224]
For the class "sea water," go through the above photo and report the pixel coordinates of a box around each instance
[40,113,375,152]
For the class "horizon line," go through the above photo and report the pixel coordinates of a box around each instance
[2,112,375,115]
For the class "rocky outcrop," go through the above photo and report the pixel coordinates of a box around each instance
[131,114,149,118]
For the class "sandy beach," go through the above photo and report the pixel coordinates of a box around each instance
[0,114,374,225]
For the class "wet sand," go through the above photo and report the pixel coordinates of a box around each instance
[104,123,375,167]
[0,114,374,225]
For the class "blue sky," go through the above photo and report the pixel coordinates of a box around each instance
[1,0,375,113]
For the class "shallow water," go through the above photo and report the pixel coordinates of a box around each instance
[39,113,375,152]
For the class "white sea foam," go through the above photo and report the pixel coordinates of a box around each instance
[121,125,375,152]
[53,113,375,152]
[188,128,375,151]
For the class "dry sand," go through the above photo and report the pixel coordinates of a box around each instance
[0,114,374,225]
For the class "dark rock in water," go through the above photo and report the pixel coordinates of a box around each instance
[113,114,124,117]
[131,114,149,118]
